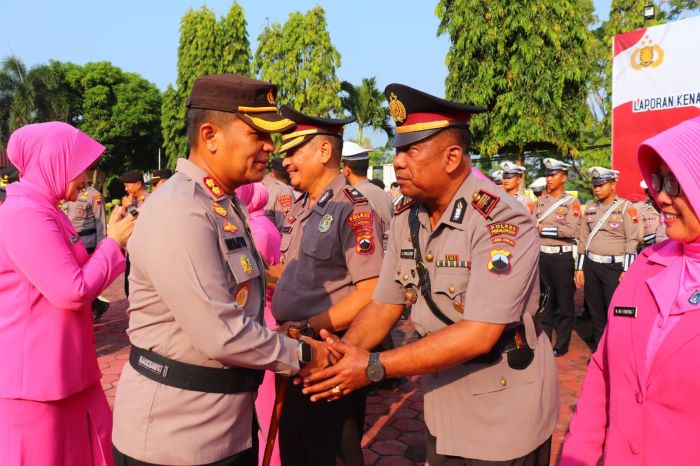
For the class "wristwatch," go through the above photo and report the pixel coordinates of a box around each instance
[365,352,386,383]
[297,341,312,365]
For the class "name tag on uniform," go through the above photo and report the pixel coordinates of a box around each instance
[613,306,637,318]
[400,249,416,259]
[224,236,247,252]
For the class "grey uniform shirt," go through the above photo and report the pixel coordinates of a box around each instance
[62,186,106,250]
[578,198,639,256]
[272,174,384,322]
[112,158,299,465]
[261,174,294,233]
[353,178,393,239]
[373,174,558,461]
[535,193,581,246]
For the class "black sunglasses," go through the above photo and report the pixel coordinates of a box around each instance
[650,172,681,197]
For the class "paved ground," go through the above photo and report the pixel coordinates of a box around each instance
[97,275,591,465]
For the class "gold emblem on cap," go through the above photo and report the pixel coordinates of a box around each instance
[388,92,407,123]
[266,88,275,105]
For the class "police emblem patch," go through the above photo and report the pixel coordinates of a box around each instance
[487,249,512,275]
[347,211,375,256]
[235,284,250,307]
[318,214,334,233]
[277,194,293,214]
[240,255,254,275]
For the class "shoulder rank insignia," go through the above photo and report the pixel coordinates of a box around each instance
[223,221,239,233]
[343,187,367,204]
[394,196,417,215]
[471,190,499,219]
[203,176,225,199]
[450,198,467,224]
[212,202,228,218]
[318,189,333,207]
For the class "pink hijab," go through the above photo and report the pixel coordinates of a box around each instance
[638,115,700,313]
[235,182,281,265]
[6,122,105,204]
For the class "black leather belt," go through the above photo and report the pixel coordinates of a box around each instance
[78,228,97,237]
[129,346,263,394]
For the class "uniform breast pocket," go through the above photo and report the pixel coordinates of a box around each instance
[299,237,334,286]
[225,250,261,285]
[432,270,470,315]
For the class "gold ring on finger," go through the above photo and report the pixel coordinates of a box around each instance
[331,385,342,395]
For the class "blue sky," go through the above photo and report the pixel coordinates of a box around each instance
[1,0,612,145]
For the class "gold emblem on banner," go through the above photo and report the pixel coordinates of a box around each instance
[631,36,664,70]
[388,92,407,123]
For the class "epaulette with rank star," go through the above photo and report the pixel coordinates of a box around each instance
[394,196,416,215]
[343,187,368,204]
[202,176,226,200]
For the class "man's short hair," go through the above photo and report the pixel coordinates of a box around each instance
[440,127,470,153]
[316,135,343,160]
[344,158,369,177]
[369,178,385,190]
[186,108,238,149]
[390,182,399,189]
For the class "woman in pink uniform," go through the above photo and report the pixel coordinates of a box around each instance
[235,182,282,466]
[0,122,134,466]
[560,115,700,465]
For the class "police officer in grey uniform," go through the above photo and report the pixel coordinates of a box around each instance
[500,161,535,214]
[301,84,558,465]
[270,106,385,466]
[341,141,393,244]
[112,75,326,466]
[535,158,581,357]
[262,158,295,232]
[575,167,639,352]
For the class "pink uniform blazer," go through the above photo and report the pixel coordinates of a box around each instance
[0,182,125,400]
[560,240,700,465]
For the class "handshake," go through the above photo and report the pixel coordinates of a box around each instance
[281,325,378,403]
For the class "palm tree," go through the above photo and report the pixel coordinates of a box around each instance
[340,77,394,143]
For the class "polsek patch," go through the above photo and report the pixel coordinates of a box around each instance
[347,211,375,256]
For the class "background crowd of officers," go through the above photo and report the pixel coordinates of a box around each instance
[0,72,669,466]
[489,159,665,356]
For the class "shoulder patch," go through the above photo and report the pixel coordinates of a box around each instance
[627,206,638,223]
[471,190,500,219]
[347,211,375,256]
[572,201,581,217]
[394,196,416,215]
[343,187,367,204]
[277,194,293,214]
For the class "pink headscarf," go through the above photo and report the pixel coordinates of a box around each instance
[638,115,700,314]
[235,182,281,266]
[7,122,105,204]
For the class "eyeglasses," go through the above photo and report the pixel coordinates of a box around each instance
[650,172,681,197]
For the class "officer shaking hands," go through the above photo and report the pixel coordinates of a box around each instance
[112,74,329,466]
[301,84,559,465]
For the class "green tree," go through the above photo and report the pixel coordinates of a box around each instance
[162,3,252,168]
[437,0,596,164]
[253,6,342,116]
[340,77,394,143]
[68,62,162,174]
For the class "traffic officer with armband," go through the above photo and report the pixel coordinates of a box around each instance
[535,158,581,357]
[300,84,559,465]
[268,106,384,466]
[575,167,639,352]
[112,74,328,466]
